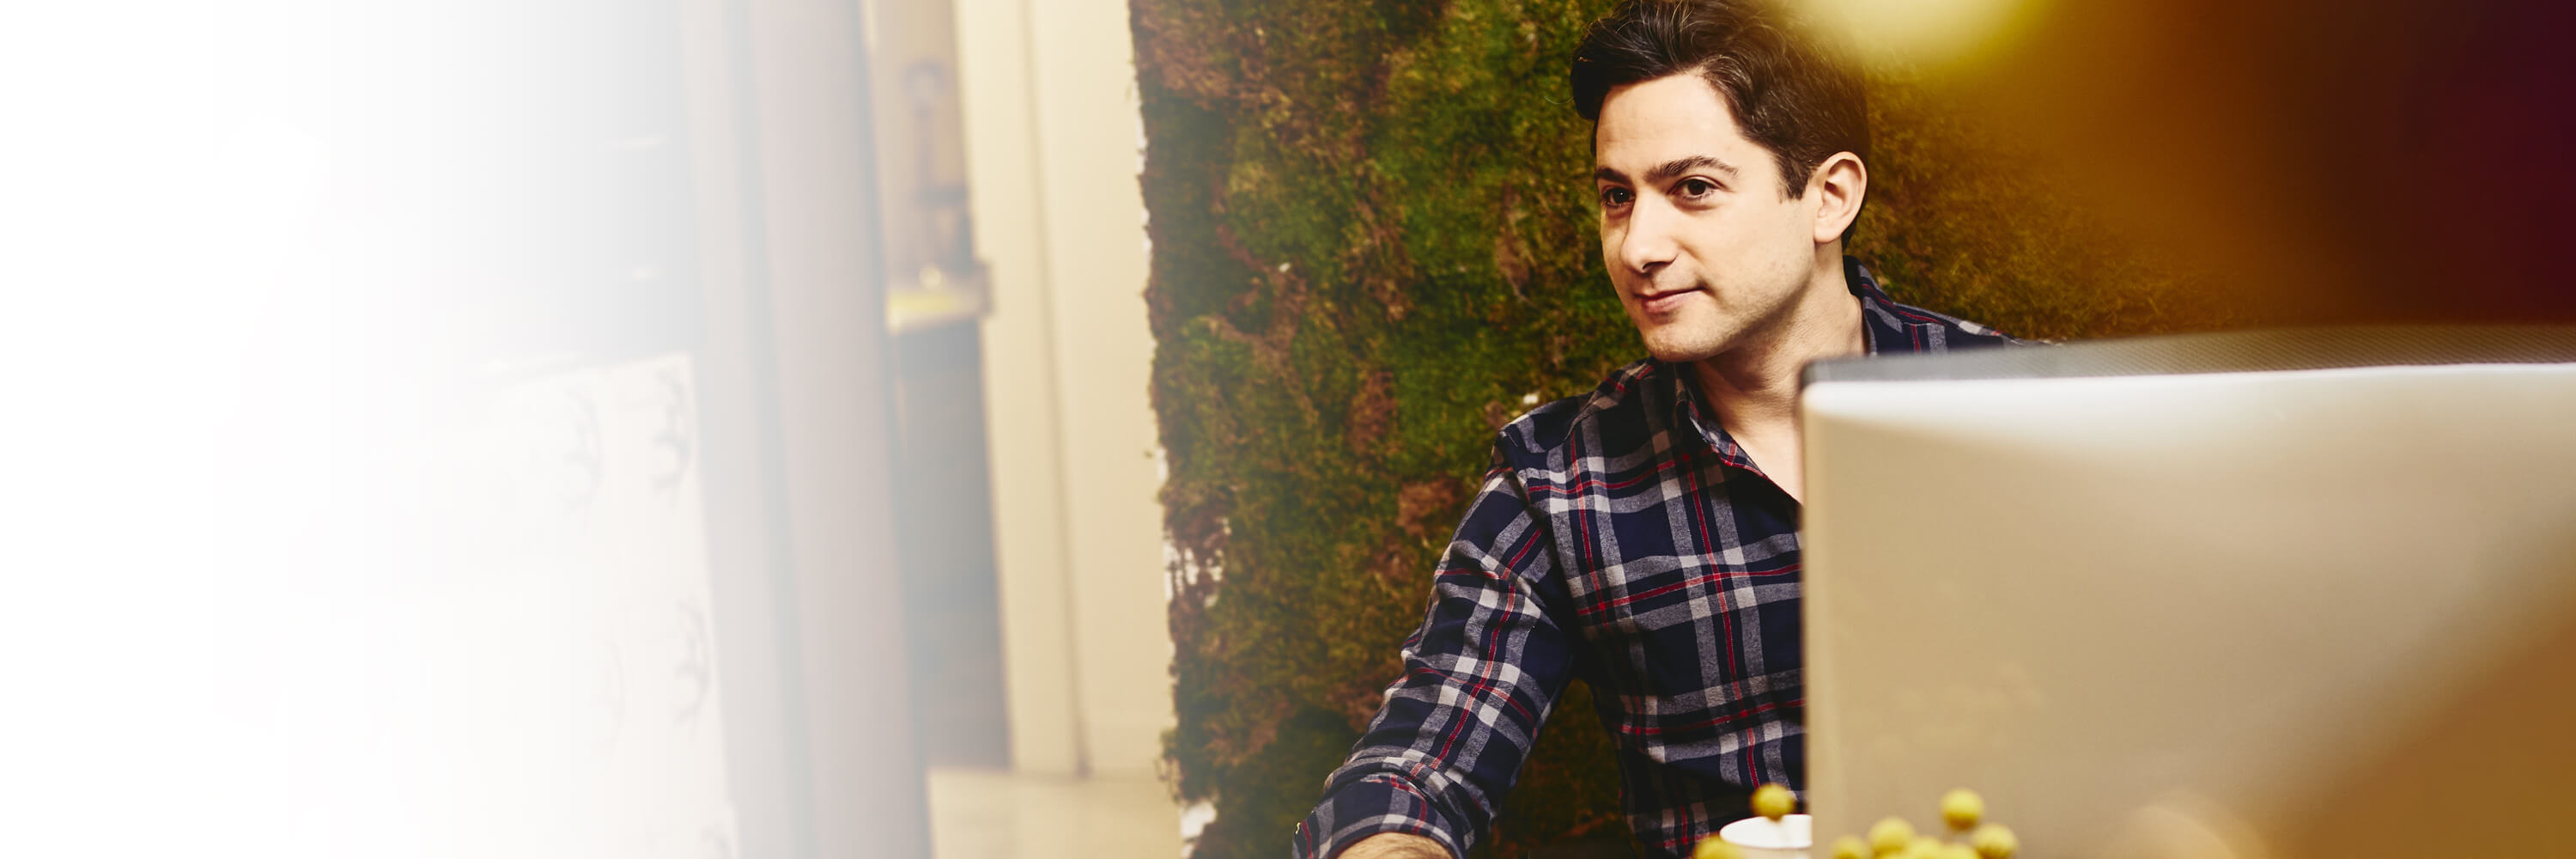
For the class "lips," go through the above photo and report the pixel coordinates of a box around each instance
[1636,288,1697,314]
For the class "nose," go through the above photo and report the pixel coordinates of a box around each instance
[1613,196,1678,278]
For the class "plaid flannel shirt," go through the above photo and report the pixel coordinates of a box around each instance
[1295,260,2024,859]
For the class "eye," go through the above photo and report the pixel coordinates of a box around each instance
[1675,177,1719,199]
[1599,186,1633,208]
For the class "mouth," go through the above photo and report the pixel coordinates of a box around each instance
[1635,287,1698,314]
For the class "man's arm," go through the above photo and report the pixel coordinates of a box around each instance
[1292,462,1579,859]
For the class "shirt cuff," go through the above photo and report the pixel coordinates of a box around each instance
[1293,772,1467,859]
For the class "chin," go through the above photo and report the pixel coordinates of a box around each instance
[1636,321,1735,364]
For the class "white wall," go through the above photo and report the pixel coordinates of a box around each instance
[0,0,933,856]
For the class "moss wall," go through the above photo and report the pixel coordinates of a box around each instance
[1132,3,2233,857]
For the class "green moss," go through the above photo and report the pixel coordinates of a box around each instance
[1136,3,2230,857]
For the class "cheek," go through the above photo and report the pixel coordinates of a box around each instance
[1788,193,1826,243]
[1782,195,1823,244]
[1732,202,1810,270]
[1685,212,1758,271]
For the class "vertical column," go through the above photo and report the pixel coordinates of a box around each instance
[690,0,928,855]
[1023,0,1176,777]
[953,0,1089,777]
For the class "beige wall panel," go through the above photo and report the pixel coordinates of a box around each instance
[1022,0,1177,778]
[953,0,1087,776]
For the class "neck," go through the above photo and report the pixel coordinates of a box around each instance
[1688,256,1865,426]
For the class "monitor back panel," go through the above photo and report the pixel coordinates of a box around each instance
[1801,358,2576,858]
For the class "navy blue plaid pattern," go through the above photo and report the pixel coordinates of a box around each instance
[1295,260,2023,859]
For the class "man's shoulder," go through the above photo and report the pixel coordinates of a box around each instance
[1492,358,1671,472]
[1848,258,2037,350]
[1868,295,2031,350]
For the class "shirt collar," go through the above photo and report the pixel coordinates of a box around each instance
[1845,256,1908,357]
[1668,362,1743,466]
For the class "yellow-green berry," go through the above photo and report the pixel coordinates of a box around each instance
[1938,844,1979,859]
[1907,835,1942,857]
[1971,823,2018,859]
[1830,834,1869,859]
[1940,789,1984,831]
[1751,783,1796,821]
[1692,834,1744,859]
[1868,817,1915,856]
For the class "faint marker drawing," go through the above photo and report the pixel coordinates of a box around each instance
[650,368,694,498]
[674,600,712,725]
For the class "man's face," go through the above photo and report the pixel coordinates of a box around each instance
[1594,74,1825,363]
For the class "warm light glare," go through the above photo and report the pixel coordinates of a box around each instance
[1794,0,2043,68]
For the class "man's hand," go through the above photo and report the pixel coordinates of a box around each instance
[1335,832,1451,859]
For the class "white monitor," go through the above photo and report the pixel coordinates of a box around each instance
[1799,328,2576,859]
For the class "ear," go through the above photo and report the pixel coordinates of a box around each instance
[1809,151,1867,246]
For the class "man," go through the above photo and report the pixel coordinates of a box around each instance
[1292,2,2024,857]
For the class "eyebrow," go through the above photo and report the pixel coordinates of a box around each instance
[1594,155,1739,186]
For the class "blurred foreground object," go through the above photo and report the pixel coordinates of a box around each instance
[0,0,937,854]
[1803,326,2576,858]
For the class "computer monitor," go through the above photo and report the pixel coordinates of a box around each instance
[1799,328,2576,858]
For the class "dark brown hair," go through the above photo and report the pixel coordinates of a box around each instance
[1570,0,1868,210]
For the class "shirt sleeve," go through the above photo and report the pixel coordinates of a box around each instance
[1292,461,1580,859]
